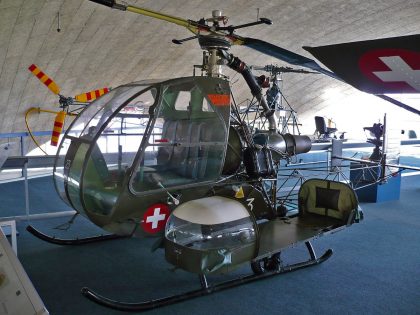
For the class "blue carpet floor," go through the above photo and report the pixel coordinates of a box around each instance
[3,174,420,315]
[0,176,73,217]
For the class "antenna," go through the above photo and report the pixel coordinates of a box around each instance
[57,11,61,32]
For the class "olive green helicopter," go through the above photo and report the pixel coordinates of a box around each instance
[27,0,420,311]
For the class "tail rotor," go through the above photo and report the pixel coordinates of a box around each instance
[27,64,110,149]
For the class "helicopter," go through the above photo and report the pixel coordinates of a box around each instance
[25,0,420,311]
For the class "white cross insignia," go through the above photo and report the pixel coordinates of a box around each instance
[373,56,420,92]
[146,208,166,229]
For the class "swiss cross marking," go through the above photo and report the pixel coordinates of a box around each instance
[359,49,420,93]
[372,56,420,92]
[146,208,166,229]
[141,203,170,234]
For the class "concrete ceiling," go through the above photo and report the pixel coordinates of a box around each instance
[1,0,420,153]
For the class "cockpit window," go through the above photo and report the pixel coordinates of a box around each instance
[54,83,157,217]
[54,77,230,217]
[173,91,190,111]
[79,88,157,215]
[130,79,229,194]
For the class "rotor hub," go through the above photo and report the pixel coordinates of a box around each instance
[199,34,231,78]
[198,35,231,51]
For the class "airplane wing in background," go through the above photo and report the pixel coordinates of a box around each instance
[304,34,420,95]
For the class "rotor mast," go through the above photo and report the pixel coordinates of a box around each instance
[198,10,230,78]
[195,10,277,130]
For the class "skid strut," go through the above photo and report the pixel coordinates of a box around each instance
[81,241,333,312]
[26,225,128,245]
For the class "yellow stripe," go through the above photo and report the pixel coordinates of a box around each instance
[126,6,198,34]
[40,75,49,84]
[55,111,66,124]
[31,67,41,75]
[74,94,87,102]
[47,81,60,95]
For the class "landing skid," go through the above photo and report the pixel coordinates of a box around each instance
[81,241,332,312]
[26,225,128,245]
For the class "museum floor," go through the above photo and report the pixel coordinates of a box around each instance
[2,163,420,315]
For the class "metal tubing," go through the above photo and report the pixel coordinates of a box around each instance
[26,225,128,245]
[224,53,277,131]
[305,241,317,260]
[199,274,209,289]
[23,161,30,220]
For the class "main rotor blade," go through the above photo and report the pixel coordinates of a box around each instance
[126,6,197,32]
[88,0,201,34]
[241,37,339,79]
